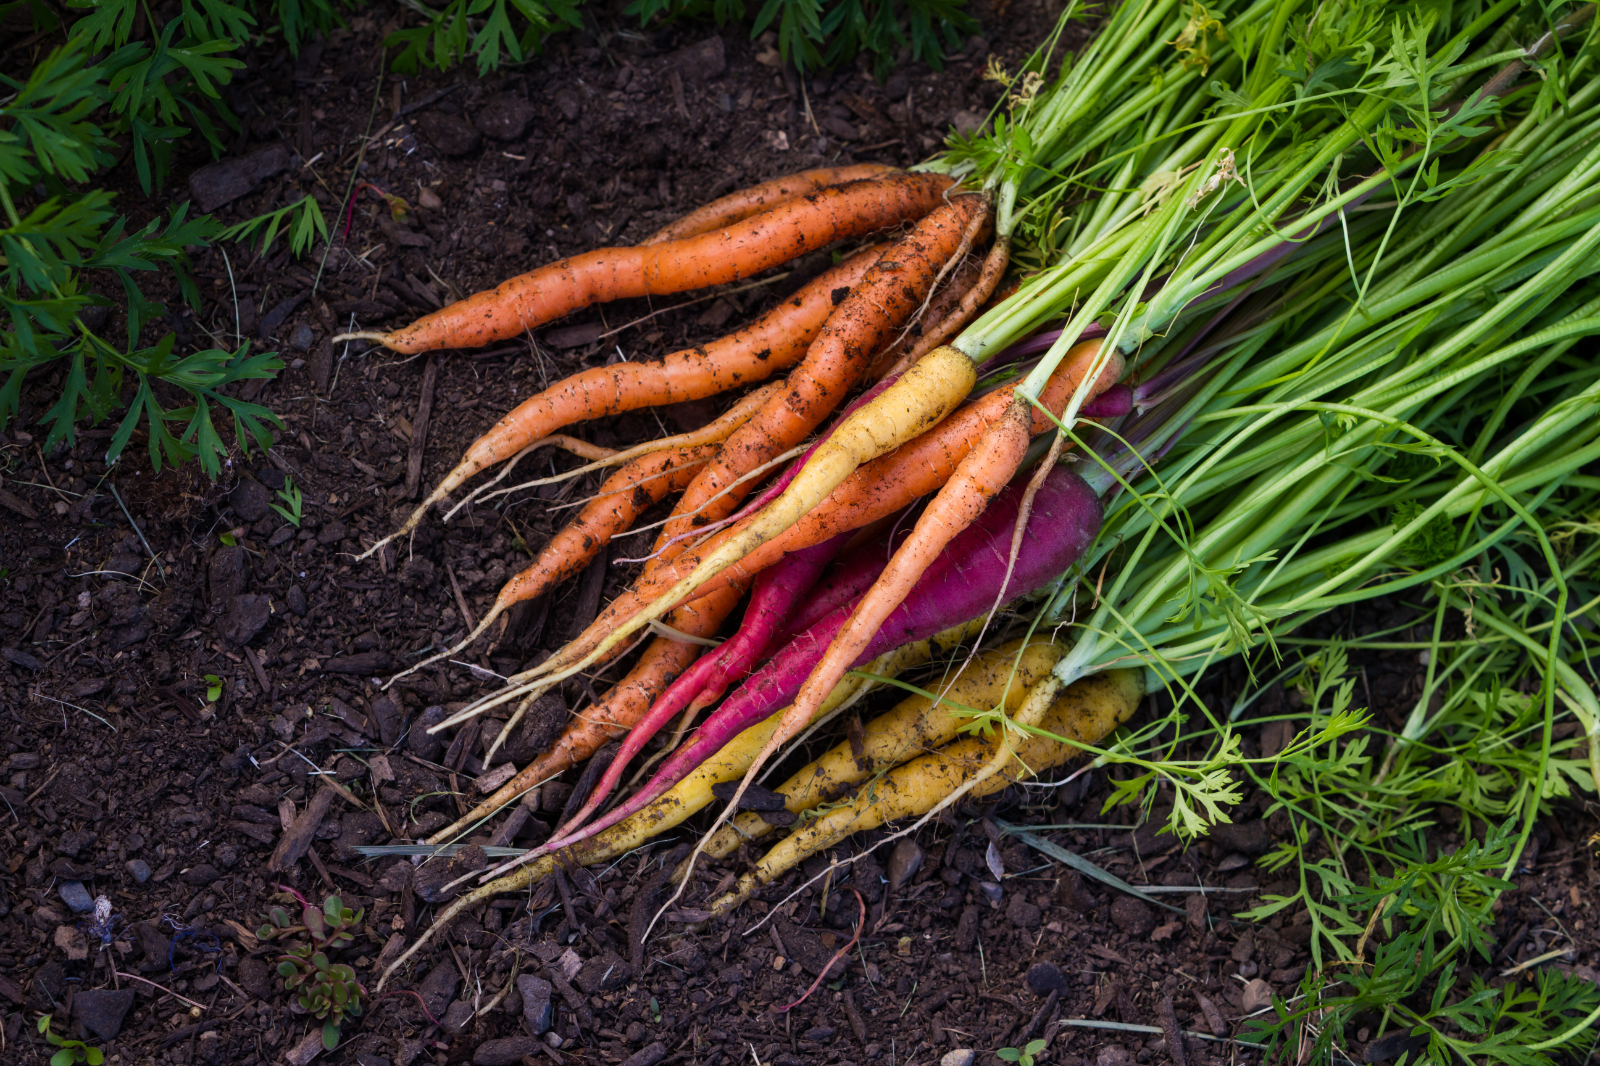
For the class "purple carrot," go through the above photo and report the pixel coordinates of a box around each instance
[532,463,1104,862]
[554,532,850,838]
[776,514,919,641]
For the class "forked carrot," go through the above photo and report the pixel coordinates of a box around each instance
[865,253,984,381]
[879,239,1012,380]
[387,442,720,688]
[333,173,953,353]
[380,248,886,545]
[643,164,897,244]
[429,585,744,845]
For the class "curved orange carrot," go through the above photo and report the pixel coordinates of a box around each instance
[881,238,1012,380]
[381,248,889,542]
[643,164,898,245]
[646,195,988,570]
[865,252,985,381]
[336,173,954,353]
[426,586,743,845]
[563,340,1123,643]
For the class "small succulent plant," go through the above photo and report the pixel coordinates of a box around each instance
[258,887,367,1050]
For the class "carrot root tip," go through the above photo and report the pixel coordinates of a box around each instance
[331,330,393,346]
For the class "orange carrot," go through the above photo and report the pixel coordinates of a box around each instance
[386,442,718,687]
[382,248,887,542]
[646,195,989,570]
[334,173,954,353]
[426,586,743,845]
[643,164,897,245]
[880,239,1012,380]
[865,253,985,381]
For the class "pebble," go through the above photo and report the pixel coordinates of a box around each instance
[887,840,924,891]
[290,323,315,351]
[58,880,94,913]
[978,881,1004,905]
[940,1052,976,1066]
[1026,962,1070,997]
[473,1037,537,1066]
[126,859,152,883]
[518,974,553,1034]
[1096,1046,1132,1066]
[72,987,136,1040]
[1241,977,1274,1013]
[286,584,308,616]
[229,479,271,522]
[222,593,272,645]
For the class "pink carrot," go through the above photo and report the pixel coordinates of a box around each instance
[553,532,852,837]
[528,463,1104,865]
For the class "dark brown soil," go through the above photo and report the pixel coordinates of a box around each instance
[2,5,1598,1066]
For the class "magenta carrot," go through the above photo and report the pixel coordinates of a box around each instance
[552,532,851,838]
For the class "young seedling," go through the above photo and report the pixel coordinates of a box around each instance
[37,1015,104,1066]
[258,887,367,1050]
[997,1038,1047,1066]
[271,476,304,527]
[203,675,224,702]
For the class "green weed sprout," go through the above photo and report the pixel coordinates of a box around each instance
[37,1015,103,1066]
[271,476,304,528]
[258,887,367,1050]
[203,674,223,702]
[997,1039,1047,1066]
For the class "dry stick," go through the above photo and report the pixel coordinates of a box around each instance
[404,356,441,500]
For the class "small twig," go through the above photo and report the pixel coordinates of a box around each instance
[114,971,208,1011]
[109,482,167,581]
[404,356,441,499]
[778,888,865,1012]
[446,562,478,631]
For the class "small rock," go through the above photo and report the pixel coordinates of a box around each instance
[940,1052,976,1066]
[669,36,726,81]
[624,1021,649,1044]
[417,960,460,1017]
[518,974,553,1034]
[72,987,136,1040]
[418,187,443,210]
[415,110,481,156]
[978,881,1003,905]
[1006,894,1042,930]
[474,93,537,140]
[553,88,582,122]
[54,924,88,960]
[441,999,474,1032]
[575,951,632,993]
[180,863,221,887]
[197,1029,223,1065]
[1110,896,1156,937]
[286,584,308,617]
[887,840,923,891]
[1209,820,1272,856]
[230,480,272,522]
[222,593,272,645]
[126,858,152,883]
[1241,977,1274,1013]
[187,143,292,212]
[1096,1046,1132,1066]
[954,905,980,952]
[371,694,404,745]
[407,706,449,762]
[290,323,315,351]
[474,1037,538,1066]
[208,545,250,608]
[58,880,94,913]
[620,1044,668,1066]
[1026,962,1069,997]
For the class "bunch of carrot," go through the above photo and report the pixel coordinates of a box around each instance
[342,0,1600,993]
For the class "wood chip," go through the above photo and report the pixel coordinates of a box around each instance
[404,356,440,499]
[270,786,336,872]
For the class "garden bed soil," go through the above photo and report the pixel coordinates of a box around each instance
[1,4,1597,1065]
